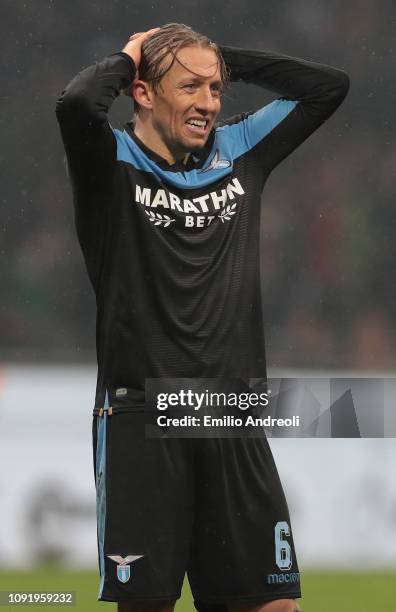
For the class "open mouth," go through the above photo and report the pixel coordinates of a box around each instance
[185,118,209,136]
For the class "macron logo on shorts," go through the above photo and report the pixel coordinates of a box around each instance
[107,554,144,583]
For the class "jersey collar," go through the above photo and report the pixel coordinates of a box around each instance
[124,121,215,173]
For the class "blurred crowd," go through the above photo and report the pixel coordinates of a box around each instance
[2,0,395,370]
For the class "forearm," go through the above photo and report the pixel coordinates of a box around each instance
[220,45,350,119]
[55,52,136,189]
[55,52,136,126]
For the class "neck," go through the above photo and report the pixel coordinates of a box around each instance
[134,116,189,166]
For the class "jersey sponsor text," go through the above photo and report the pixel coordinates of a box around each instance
[135,177,245,214]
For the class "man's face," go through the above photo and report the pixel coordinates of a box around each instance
[147,46,222,156]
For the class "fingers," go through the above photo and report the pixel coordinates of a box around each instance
[128,27,160,42]
[122,27,161,76]
[142,27,161,38]
[128,32,143,41]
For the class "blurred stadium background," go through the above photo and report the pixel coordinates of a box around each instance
[1,0,396,610]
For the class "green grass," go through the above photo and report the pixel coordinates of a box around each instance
[0,569,395,611]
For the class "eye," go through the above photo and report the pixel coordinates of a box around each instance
[210,84,223,96]
[183,83,196,91]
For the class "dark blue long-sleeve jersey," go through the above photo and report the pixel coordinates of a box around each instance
[55,45,349,408]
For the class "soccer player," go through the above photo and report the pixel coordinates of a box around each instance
[56,23,349,612]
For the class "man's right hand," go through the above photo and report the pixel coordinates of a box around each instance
[122,28,160,71]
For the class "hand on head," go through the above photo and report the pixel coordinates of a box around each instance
[122,28,160,74]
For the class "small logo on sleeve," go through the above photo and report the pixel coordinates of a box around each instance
[107,554,144,583]
[199,149,231,173]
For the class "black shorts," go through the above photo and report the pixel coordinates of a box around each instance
[92,403,301,605]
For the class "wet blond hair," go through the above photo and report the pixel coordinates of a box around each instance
[124,22,229,113]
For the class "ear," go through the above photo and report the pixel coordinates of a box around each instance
[132,80,154,110]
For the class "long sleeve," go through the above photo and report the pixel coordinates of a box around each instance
[55,52,136,189]
[55,52,136,286]
[219,45,350,172]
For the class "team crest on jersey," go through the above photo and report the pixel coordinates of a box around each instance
[199,149,231,173]
[107,554,143,583]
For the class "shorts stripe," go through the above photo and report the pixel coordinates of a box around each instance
[96,390,109,599]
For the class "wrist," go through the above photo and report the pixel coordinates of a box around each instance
[121,41,138,64]
[117,51,137,72]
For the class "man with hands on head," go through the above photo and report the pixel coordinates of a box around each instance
[56,22,349,612]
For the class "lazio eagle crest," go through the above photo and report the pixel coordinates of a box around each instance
[107,554,144,583]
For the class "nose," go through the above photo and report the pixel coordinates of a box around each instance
[194,86,219,113]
